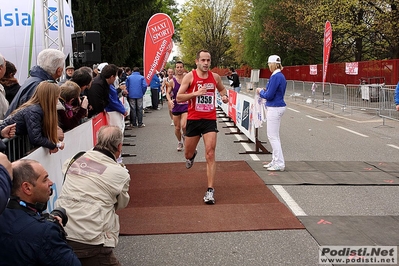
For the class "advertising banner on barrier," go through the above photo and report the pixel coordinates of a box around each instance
[228,90,237,124]
[235,93,255,143]
[0,0,74,83]
[143,13,174,85]
[25,121,93,212]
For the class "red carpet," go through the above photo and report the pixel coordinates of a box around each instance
[117,161,304,235]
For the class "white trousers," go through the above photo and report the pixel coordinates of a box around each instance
[106,111,125,163]
[266,106,286,167]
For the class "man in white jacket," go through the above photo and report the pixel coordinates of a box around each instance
[56,125,130,266]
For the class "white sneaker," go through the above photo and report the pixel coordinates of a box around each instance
[203,188,215,204]
[170,120,174,126]
[263,162,274,168]
[266,165,285,171]
[177,142,183,151]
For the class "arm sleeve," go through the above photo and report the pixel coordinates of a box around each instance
[40,223,82,266]
[261,76,279,101]
[107,90,126,114]
[142,78,148,95]
[115,173,130,211]
[25,110,57,150]
[0,165,11,215]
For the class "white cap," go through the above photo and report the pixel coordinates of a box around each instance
[97,62,108,73]
[268,55,281,64]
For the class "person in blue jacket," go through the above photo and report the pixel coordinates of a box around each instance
[126,67,148,128]
[150,73,162,110]
[395,82,399,111]
[257,55,287,171]
[105,83,128,164]
[0,159,81,265]
[0,153,12,215]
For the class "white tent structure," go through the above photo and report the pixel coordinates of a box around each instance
[0,0,74,82]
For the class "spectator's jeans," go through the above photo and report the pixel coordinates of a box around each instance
[128,98,144,126]
[266,106,286,167]
[150,88,159,109]
[233,86,241,93]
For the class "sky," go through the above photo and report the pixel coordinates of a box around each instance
[168,0,185,61]
[175,0,186,8]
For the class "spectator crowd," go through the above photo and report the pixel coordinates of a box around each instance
[0,48,164,265]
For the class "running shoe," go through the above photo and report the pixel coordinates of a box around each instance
[263,162,274,168]
[203,188,215,204]
[185,150,197,169]
[266,165,285,171]
[177,142,183,151]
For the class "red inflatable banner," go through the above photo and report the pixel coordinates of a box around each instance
[143,13,175,85]
[322,21,332,93]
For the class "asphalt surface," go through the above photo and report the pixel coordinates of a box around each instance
[114,89,399,266]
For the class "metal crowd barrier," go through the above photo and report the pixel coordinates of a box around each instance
[4,78,399,162]
[3,135,35,162]
[222,76,399,123]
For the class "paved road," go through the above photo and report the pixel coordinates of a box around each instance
[115,92,399,265]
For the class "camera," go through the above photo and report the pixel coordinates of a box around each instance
[45,207,68,227]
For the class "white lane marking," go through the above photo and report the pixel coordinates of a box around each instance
[226,120,305,217]
[337,126,368,137]
[387,144,399,150]
[288,107,300,113]
[289,101,381,123]
[306,115,323,122]
[273,185,307,216]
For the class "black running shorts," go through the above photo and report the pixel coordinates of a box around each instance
[185,119,219,137]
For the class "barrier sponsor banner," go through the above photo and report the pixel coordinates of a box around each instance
[143,13,174,85]
[0,0,73,83]
[235,93,255,142]
[228,90,237,124]
[25,121,93,212]
[91,112,107,146]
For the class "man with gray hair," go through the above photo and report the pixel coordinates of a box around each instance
[6,48,65,116]
[56,125,130,266]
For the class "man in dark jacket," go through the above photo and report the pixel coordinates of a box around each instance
[6,48,65,116]
[227,67,240,93]
[87,64,119,118]
[0,153,12,214]
[0,159,81,265]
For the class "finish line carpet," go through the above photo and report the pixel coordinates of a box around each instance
[117,161,304,235]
